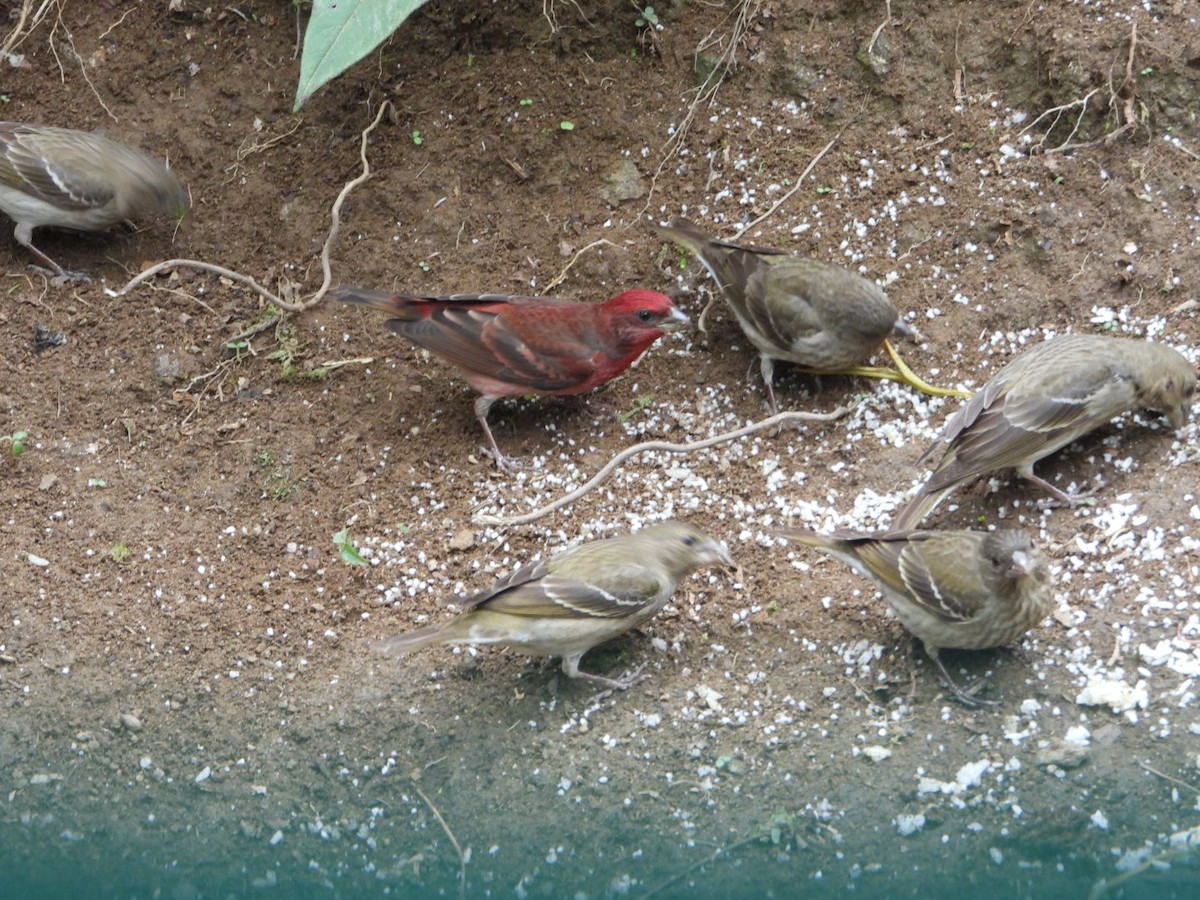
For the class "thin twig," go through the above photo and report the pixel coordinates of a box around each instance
[641,0,758,213]
[1,0,56,57]
[1167,137,1200,162]
[1139,761,1197,794]
[113,102,392,311]
[96,6,135,42]
[734,130,845,239]
[1024,20,1142,156]
[641,835,759,898]
[414,784,467,900]
[306,100,393,308]
[542,239,617,293]
[236,118,303,162]
[113,259,285,303]
[473,407,850,526]
[53,7,116,122]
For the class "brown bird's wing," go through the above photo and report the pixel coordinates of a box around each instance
[736,257,827,348]
[838,536,912,601]
[390,297,603,394]
[840,533,984,623]
[894,534,993,622]
[0,126,115,210]
[458,562,663,620]
[922,352,1135,490]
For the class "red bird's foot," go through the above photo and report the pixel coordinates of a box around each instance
[481,445,522,471]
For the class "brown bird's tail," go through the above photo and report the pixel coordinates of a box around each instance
[653,217,712,260]
[774,526,828,549]
[332,285,416,318]
[371,624,444,657]
[891,486,949,531]
[654,217,780,297]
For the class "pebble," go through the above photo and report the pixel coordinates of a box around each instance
[1035,738,1090,771]
[449,528,475,551]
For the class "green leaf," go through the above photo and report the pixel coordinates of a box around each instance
[295,0,430,111]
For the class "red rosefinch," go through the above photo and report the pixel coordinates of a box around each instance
[375,521,734,689]
[0,122,188,281]
[894,334,1196,528]
[333,286,689,468]
[654,217,963,409]
[778,526,1053,705]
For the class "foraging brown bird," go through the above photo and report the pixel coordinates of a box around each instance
[374,522,734,689]
[894,334,1196,529]
[778,526,1053,704]
[655,217,960,409]
[0,122,188,280]
[333,285,689,468]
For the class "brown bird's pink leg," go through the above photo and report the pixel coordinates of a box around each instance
[758,355,781,414]
[474,395,519,470]
[1018,466,1097,507]
[17,230,91,284]
[562,655,648,691]
[927,649,999,708]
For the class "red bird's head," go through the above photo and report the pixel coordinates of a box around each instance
[601,290,690,343]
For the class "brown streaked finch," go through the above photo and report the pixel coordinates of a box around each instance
[894,334,1196,529]
[778,526,1053,705]
[0,122,188,281]
[373,521,734,690]
[333,285,689,469]
[654,217,964,409]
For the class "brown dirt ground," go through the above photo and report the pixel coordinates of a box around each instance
[3,1,1200,897]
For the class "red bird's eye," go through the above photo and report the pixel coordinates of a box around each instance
[637,309,654,322]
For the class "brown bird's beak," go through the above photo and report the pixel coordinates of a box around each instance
[715,542,736,569]
[891,318,922,343]
[660,307,691,333]
[1167,398,1192,429]
[696,537,736,570]
[1008,549,1035,579]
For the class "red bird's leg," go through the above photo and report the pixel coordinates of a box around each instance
[474,395,519,470]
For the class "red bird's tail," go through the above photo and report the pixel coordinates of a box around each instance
[330,284,414,316]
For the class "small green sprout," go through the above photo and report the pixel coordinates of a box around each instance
[559,120,575,131]
[1,430,28,458]
[225,339,251,361]
[411,130,423,146]
[333,529,368,566]
[635,5,659,28]
[618,394,655,422]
